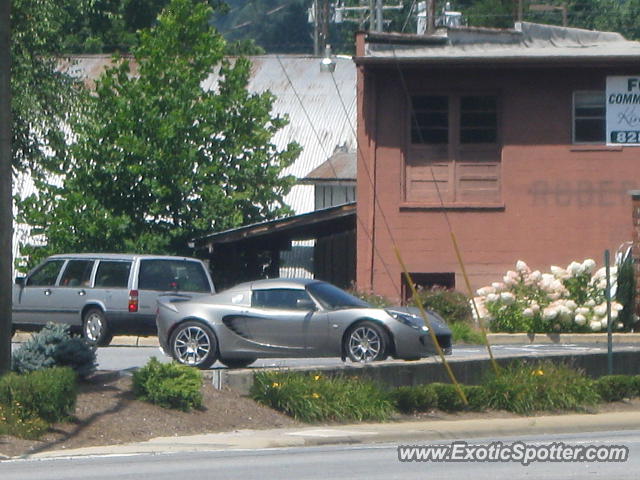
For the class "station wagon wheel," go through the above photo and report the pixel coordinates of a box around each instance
[345,321,388,363]
[170,321,218,369]
[82,308,113,347]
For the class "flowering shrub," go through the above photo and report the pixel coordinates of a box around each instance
[474,259,624,333]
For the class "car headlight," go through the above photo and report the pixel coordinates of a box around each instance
[386,310,428,332]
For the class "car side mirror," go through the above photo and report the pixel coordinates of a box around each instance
[296,298,316,311]
[14,276,25,287]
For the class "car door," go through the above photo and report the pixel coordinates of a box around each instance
[243,288,326,352]
[56,259,96,326]
[13,259,66,326]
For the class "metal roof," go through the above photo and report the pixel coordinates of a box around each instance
[356,22,640,66]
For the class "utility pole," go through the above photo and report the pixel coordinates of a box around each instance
[0,0,12,376]
[313,0,329,56]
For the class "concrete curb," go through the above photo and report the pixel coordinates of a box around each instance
[17,411,640,460]
[12,332,640,348]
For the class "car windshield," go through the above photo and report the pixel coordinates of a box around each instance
[306,282,371,310]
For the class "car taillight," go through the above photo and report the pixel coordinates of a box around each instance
[128,289,139,312]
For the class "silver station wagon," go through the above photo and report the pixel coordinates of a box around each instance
[13,253,215,346]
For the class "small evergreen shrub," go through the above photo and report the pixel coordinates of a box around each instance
[391,384,438,413]
[133,357,203,411]
[616,249,637,331]
[0,367,77,439]
[12,323,97,379]
[484,361,599,415]
[411,287,473,324]
[251,371,394,423]
[430,383,467,412]
[594,375,637,402]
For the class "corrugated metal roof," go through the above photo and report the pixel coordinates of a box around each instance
[357,22,640,64]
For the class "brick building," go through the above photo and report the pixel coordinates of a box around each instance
[354,22,640,301]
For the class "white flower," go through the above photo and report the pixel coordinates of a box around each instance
[567,261,585,277]
[529,270,542,282]
[491,282,505,291]
[594,303,607,317]
[522,308,534,318]
[516,260,530,273]
[486,293,499,303]
[574,314,587,326]
[500,292,516,305]
[543,307,558,320]
[476,286,495,296]
[612,302,624,312]
[590,321,602,332]
[576,307,590,316]
[611,310,619,320]
[530,303,540,313]
[600,318,609,329]
[564,300,577,310]
[551,266,569,279]
[582,258,596,273]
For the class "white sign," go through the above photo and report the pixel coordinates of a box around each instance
[606,76,640,146]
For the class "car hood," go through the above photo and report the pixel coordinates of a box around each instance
[387,306,451,333]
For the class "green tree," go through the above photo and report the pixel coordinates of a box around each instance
[19,0,299,266]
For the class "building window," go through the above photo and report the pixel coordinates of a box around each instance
[406,94,501,205]
[573,91,605,144]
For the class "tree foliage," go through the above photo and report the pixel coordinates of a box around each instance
[19,0,300,265]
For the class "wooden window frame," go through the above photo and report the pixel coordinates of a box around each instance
[572,90,605,145]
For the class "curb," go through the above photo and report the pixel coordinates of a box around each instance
[17,410,640,460]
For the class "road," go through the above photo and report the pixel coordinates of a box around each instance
[94,342,640,371]
[1,430,638,479]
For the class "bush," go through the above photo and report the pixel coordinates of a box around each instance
[450,323,485,344]
[391,384,438,413]
[411,287,473,324]
[12,323,97,379]
[0,367,77,439]
[251,371,394,423]
[616,248,637,331]
[462,385,489,411]
[484,361,599,415]
[430,383,467,412]
[594,375,637,402]
[132,357,203,411]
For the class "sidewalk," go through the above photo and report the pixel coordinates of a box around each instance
[21,410,640,460]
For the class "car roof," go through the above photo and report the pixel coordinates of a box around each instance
[46,253,203,262]
[230,278,320,291]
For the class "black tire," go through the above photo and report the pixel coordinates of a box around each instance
[219,357,256,369]
[344,321,389,362]
[82,308,113,347]
[169,321,218,369]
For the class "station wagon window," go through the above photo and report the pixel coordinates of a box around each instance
[252,289,313,310]
[26,260,65,286]
[60,260,94,287]
[138,259,210,292]
[573,91,605,143]
[95,261,131,288]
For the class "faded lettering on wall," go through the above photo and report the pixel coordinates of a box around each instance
[528,181,638,207]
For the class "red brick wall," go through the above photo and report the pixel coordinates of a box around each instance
[357,64,640,302]
[632,192,640,313]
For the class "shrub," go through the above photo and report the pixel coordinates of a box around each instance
[132,357,203,411]
[0,367,77,439]
[450,323,485,345]
[484,361,599,415]
[616,247,637,331]
[411,287,473,325]
[430,383,467,412]
[12,323,97,379]
[474,260,625,334]
[251,371,394,423]
[594,375,637,402]
[391,384,438,413]
[462,385,489,411]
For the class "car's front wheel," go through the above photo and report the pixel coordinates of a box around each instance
[170,321,218,369]
[344,321,389,362]
[83,308,113,347]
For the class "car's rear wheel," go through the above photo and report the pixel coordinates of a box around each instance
[83,308,113,347]
[219,357,256,369]
[344,321,388,362]
[170,321,218,369]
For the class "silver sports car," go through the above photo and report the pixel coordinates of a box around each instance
[156,278,452,369]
